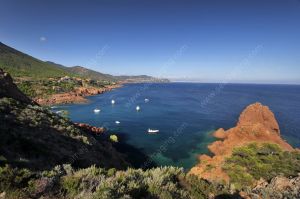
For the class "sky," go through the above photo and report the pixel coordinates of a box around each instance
[0,0,300,84]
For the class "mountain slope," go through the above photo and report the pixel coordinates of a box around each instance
[115,75,169,83]
[67,66,116,81]
[0,69,36,105]
[0,42,169,83]
[0,68,129,170]
[0,42,75,79]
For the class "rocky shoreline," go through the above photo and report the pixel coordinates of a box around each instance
[34,84,121,105]
[190,103,295,182]
[75,122,106,135]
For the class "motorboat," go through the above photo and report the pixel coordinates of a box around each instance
[94,108,101,113]
[148,129,159,134]
[136,106,140,111]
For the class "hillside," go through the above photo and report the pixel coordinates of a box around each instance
[0,68,129,170]
[67,65,116,82]
[0,42,169,83]
[0,42,121,101]
[115,75,170,83]
[0,42,75,79]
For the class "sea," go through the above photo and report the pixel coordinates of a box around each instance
[54,83,300,170]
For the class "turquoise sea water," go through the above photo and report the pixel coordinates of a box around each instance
[55,83,300,169]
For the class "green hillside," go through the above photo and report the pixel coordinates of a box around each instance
[0,42,75,79]
[67,65,116,81]
[0,42,167,83]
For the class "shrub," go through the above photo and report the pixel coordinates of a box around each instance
[0,163,234,199]
[110,135,119,143]
[0,164,35,198]
[61,175,81,197]
[223,143,300,189]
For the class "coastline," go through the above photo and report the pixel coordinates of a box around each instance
[189,103,295,183]
[34,81,169,106]
[34,84,122,106]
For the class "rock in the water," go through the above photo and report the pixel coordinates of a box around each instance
[189,102,294,183]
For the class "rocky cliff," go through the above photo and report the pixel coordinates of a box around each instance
[0,68,36,105]
[190,103,294,182]
[0,69,129,170]
[34,85,121,105]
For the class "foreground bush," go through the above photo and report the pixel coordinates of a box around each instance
[0,164,230,199]
[1,144,300,198]
[223,143,300,189]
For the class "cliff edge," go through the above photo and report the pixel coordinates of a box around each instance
[0,68,36,105]
[189,102,294,182]
[0,69,129,170]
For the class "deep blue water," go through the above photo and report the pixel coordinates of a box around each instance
[55,83,300,169]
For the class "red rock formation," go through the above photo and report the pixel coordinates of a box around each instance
[189,103,294,182]
[35,85,121,105]
[75,123,106,135]
[35,92,88,105]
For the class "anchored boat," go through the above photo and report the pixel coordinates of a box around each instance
[94,108,101,113]
[148,129,159,134]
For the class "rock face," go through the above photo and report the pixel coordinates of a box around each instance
[35,92,88,105]
[0,68,36,105]
[75,123,106,135]
[189,103,293,182]
[0,69,129,170]
[246,174,300,198]
[237,102,280,135]
[35,85,121,105]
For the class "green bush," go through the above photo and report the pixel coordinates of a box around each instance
[0,164,35,198]
[61,175,81,197]
[110,134,119,143]
[0,163,233,199]
[223,143,300,189]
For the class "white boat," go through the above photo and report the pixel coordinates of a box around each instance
[115,121,120,124]
[148,129,159,133]
[136,106,140,111]
[94,108,101,113]
[111,99,115,104]
[55,110,62,114]
[144,98,149,103]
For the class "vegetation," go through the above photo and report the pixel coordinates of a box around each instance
[0,42,163,84]
[17,79,76,98]
[67,66,117,82]
[0,97,128,170]
[0,164,231,199]
[223,143,300,190]
[0,42,75,79]
[0,42,118,98]
[109,134,119,143]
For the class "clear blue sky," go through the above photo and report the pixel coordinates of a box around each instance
[0,0,300,84]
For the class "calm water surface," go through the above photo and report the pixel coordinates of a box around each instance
[55,83,300,169]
